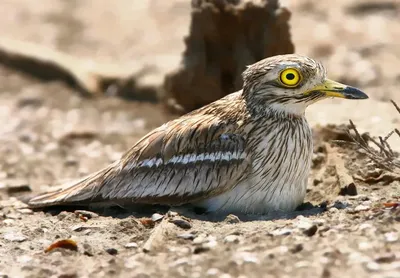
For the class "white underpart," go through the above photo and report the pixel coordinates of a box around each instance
[198,119,313,214]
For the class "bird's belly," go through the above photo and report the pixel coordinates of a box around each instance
[199,170,308,214]
[197,126,312,214]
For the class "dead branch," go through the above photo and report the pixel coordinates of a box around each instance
[0,37,158,101]
[345,101,400,173]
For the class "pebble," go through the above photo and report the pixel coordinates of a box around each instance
[206,268,220,276]
[193,234,208,244]
[3,219,15,225]
[177,233,196,240]
[17,208,33,215]
[359,223,372,230]
[303,225,318,237]
[57,211,71,220]
[74,210,99,219]
[270,228,292,236]
[105,248,118,255]
[3,180,31,194]
[313,219,326,226]
[167,211,179,217]
[375,253,396,264]
[224,214,241,224]
[290,244,303,254]
[151,213,164,222]
[297,220,313,230]
[224,235,240,243]
[328,207,339,213]
[17,255,33,264]
[365,261,380,272]
[124,242,138,249]
[193,246,210,254]
[233,252,259,264]
[170,219,192,230]
[384,232,398,243]
[82,243,94,257]
[358,242,372,251]
[71,225,92,232]
[354,205,370,212]
[3,233,27,242]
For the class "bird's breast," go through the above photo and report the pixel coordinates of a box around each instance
[246,119,313,211]
[200,118,313,214]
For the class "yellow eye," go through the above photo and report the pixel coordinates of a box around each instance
[280,68,301,87]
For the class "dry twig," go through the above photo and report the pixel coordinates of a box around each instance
[346,100,400,173]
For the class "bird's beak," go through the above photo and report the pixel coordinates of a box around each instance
[304,79,369,99]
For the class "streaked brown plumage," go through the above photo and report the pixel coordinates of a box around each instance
[29,54,368,214]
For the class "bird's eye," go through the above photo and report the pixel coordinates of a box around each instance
[279,68,301,87]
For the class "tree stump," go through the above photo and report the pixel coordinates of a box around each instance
[164,0,295,114]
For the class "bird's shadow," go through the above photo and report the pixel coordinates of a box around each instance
[35,201,329,222]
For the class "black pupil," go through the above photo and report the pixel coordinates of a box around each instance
[286,73,295,80]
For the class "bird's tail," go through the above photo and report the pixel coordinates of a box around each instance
[28,163,116,208]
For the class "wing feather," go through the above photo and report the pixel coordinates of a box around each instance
[28,114,251,208]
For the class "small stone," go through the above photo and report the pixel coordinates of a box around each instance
[359,223,373,230]
[177,233,196,240]
[193,246,210,254]
[354,205,370,212]
[167,211,179,217]
[375,253,396,264]
[3,233,27,242]
[290,244,303,253]
[328,207,339,213]
[17,255,33,264]
[384,232,398,243]
[4,180,31,194]
[82,243,94,257]
[151,213,164,222]
[224,235,240,243]
[124,242,138,249]
[57,211,70,220]
[358,242,372,251]
[233,252,259,264]
[74,210,99,219]
[71,225,91,232]
[203,239,218,249]
[331,201,349,210]
[271,228,292,236]
[365,261,380,271]
[206,268,220,276]
[17,208,33,215]
[297,220,313,230]
[303,225,318,237]
[193,234,207,244]
[3,219,15,225]
[339,183,358,196]
[224,214,241,224]
[170,219,192,230]
[105,248,118,255]
[313,219,326,226]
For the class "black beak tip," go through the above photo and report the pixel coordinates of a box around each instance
[344,86,369,99]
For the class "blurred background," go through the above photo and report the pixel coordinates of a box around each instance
[0,2,399,277]
[0,0,398,191]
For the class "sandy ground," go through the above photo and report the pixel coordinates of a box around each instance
[0,0,399,277]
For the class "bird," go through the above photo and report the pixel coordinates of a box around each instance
[28,54,368,214]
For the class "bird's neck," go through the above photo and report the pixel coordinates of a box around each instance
[242,89,308,118]
[266,102,308,117]
[245,99,308,119]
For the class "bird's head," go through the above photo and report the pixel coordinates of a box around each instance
[242,54,368,115]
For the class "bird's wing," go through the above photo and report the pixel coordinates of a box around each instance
[28,114,251,208]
